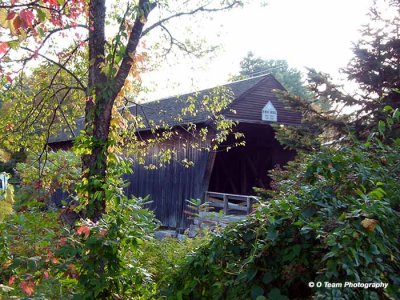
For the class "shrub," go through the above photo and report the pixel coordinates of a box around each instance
[0,205,69,298]
[161,112,400,299]
[139,235,210,288]
[0,195,161,299]
[53,195,160,299]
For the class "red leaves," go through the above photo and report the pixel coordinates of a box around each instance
[46,251,60,264]
[4,10,34,33]
[19,280,35,296]
[76,225,90,238]
[19,10,34,28]
[7,11,16,20]
[43,271,49,280]
[0,42,9,55]
[1,0,86,44]
[43,0,60,7]
[56,236,67,248]
[50,13,62,27]
[8,275,16,285]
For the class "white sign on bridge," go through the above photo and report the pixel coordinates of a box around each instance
[262,101,277,122]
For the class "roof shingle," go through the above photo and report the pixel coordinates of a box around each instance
[49,74,296,143]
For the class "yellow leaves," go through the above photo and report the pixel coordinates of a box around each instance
[16,27,27,41]
[117,89,125,99]
[98,61,108,75]
[122,110,134,121]
[0,149,11,162]
[361,218,379,232]
[0,9,28,42]
[0,8,18,34]
[128,51,135,61]
[2,260,12,270]
[0,8,8,27]
[110,115,127,130]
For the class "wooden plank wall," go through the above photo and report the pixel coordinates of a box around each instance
[224,76,302,125]
[208,123,296,195]
[123,131,211,230]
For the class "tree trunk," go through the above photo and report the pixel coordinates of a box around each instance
[82,0,109,221]
[82,0,155,221]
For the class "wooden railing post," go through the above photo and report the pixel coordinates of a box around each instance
[204,191,209,204]
[246,197,251,214]
[223,194,229,215]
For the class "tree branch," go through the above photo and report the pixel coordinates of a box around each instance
[34,24,88,54]
[21,46,86,91]
[142,1,242,36]
[112,0,156,98]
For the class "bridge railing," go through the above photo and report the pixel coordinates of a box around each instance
[204,191,259,215]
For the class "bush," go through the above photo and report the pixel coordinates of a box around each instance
[46,192,171,300]
[0,195,162,299]
[139,235,210,287]
[0,206,69,298]
[162,112,400,299]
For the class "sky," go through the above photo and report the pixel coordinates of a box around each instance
[142,0,374,100]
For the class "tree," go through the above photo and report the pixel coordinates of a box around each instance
[272,0,400,149]
[233,52,310,100]
[0,0,247,221]
[344,1,400,127]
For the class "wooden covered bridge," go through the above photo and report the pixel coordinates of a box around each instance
[49,74,302,230]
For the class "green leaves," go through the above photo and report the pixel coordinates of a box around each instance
[268,288,289,300]
[251,284,264,299]
[162,113,400,299]
[378,120,386,136]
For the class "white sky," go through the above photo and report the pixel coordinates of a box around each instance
[142,0,374,100]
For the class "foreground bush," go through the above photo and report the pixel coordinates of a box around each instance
[0,196,159,299]
[0,192,210,299]
[0,208,69,298]
[139,235,210,287]
[162,114,400,299]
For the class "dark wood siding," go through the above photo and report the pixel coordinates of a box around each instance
[208,123,296,195]
[224,75,302,125]
[123,131,211,229]
[48,74,302,229]
[48,141,73,151]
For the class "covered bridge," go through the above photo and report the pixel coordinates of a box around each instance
[49,74,302,230]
